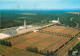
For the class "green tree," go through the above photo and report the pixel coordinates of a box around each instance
[68,50,72,56]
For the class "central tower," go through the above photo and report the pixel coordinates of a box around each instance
[57,17,59,21]
[24,19,26,28]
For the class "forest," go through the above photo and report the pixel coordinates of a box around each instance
[68,43,80,56]
[1,10,80,29]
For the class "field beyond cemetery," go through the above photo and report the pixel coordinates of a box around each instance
[6,25,80,55]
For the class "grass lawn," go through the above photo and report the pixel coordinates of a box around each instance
[0,44,43,56]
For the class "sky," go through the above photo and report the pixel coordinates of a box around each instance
[0,0,80,10]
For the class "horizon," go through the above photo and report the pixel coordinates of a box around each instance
[0,9,80,12]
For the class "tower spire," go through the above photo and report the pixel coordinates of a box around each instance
[24,19,26,28]
[78,13,79,15]
[58,17,59,21]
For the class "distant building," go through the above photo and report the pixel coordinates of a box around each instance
[33,30,39,32]
[78,13,80,15]
[16,26,26,31]
[27,25,33,28]
[24,19,26,28]
[72,50,78,56]
[3,28,17,36]
[50,17,60,24]
[16,19,27,31]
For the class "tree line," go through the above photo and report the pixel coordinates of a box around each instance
[0,40,12,46]
[26,47,56,56]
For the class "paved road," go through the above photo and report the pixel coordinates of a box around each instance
[64,39,80,56]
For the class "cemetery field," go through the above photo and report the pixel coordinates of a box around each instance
[7,33,71,53]
[41,25,80,36]
[6,25,80,55]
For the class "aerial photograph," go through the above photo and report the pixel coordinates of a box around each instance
[0,0,80,56]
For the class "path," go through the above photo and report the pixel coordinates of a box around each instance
[64,39,80,56]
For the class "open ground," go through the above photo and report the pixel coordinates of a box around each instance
[6,25,80,55]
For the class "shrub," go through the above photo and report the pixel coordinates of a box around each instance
[0,40,12,46]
